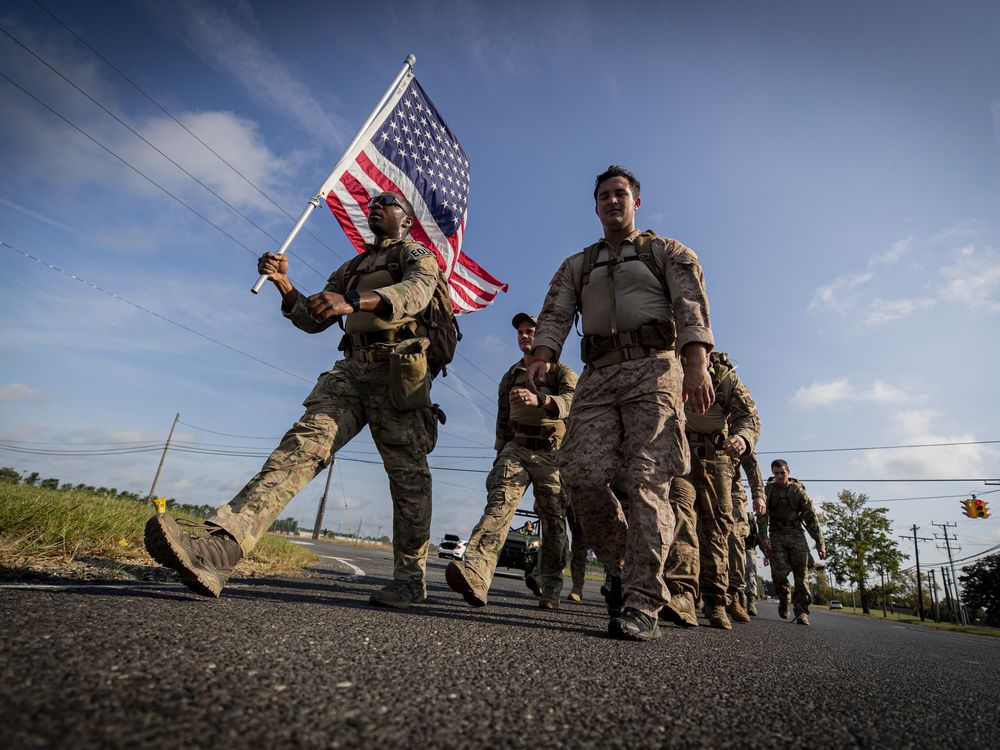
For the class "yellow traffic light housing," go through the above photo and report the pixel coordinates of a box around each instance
[967,496,991,519]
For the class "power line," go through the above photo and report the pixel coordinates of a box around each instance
[32,0,348,264]
[1,241,312,384]
[0,71,302,279]
[0,22,327,281]
[759,439,1000,455]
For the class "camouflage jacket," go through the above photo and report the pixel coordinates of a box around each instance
[759,478,823,548]
[495,360,577,451]
[532,229,713,360]
[282,238,439,336]
[685,352,760,452]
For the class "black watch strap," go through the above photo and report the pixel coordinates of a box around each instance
[345,290,362,313]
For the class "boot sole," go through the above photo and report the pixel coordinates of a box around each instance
[144,515,224,598]
[445,562,487,608]
[369,593,427,609]
[609,618,663,641]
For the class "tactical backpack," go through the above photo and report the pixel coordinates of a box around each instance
[573,230,671,305]
[336,241,461,377]
[570,230,678,359]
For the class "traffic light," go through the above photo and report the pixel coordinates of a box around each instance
[971,497,990,519]
[962,498,974,518]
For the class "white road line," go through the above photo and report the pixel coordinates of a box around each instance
[321,556,366,577]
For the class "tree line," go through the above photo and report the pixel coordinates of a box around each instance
[818,489,999,627]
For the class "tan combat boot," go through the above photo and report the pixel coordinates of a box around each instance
[778,599,790,619]
[659,591,699,627]
[726,595,751,623]
[445,561,487,608]
[566,585,584,602]
[539,587,560,610]
[747,596,759,616]
[795,612,810,626]
[144,514,243,597]
[705,604,733,630]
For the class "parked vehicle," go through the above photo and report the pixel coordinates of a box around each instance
[438,533,467,560]
[828,600,844,610]
[497,528,540,572]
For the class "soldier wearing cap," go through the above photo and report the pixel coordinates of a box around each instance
[446,313,578,609]
[527,165,714,641]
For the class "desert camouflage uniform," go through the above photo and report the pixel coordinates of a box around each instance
[729,453,765,604]
[759,478,824,615]
[663,353,760,608]
[458,361,577,602]
[566,503,589,592]
[208,239,441,589]
[533,229,713,617]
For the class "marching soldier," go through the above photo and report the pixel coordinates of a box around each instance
[145,191,446,609]
[527,165,715,641]
[446,313,577,609]
[758,459,826,625]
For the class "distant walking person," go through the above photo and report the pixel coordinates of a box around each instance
[758,459,825,625]
[145,191,448,609]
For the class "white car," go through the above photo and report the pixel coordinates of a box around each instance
[438,534,467,560]
[828,600,844,610]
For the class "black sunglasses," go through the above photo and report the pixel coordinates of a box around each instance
[367,194,412,215]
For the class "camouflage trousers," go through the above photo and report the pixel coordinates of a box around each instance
[566,502,589,589]
[208,357,437,585]
[728,498,749,598]
[770,531,811,614]
[461,441,568,600]
[745,549,758,602]
[559,352,686,617]
[663,442,735,607]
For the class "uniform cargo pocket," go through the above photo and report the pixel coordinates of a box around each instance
[389,337,432,411]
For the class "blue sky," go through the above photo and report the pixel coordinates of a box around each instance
[2,0,998,576]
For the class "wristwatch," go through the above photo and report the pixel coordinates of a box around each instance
[345,290,362,313]
[537,392,548,408]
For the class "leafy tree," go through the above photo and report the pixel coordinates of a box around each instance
[39,478,59,490]
[0,467,21,483]
[23,472,40,486]
[959,554,1000,626]
[821,490,907,615]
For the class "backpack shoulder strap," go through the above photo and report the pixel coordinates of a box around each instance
[574,241,604,303]
[336,251,369,292]
[634,230,671,302]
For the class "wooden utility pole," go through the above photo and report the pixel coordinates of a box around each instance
[312,459,335,540]
[899,525,933,621]
[147,412,180,504]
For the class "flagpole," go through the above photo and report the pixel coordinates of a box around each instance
[251,53,416,294]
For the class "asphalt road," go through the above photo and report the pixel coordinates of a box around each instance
[2,539,998,749]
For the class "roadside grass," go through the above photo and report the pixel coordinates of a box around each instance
[0,482,317,578]
[824,603,999,638]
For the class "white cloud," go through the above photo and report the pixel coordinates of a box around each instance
[848,409,1000,480]
[872,237,912,265]
[142,1,345,143]
[940,245,1000,313]
[793,378,914,409]
[0,383,44,404]
[808,271,874,313]
[860,297,936,326]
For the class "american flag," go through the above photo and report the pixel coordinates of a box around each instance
[321,76,507,313]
